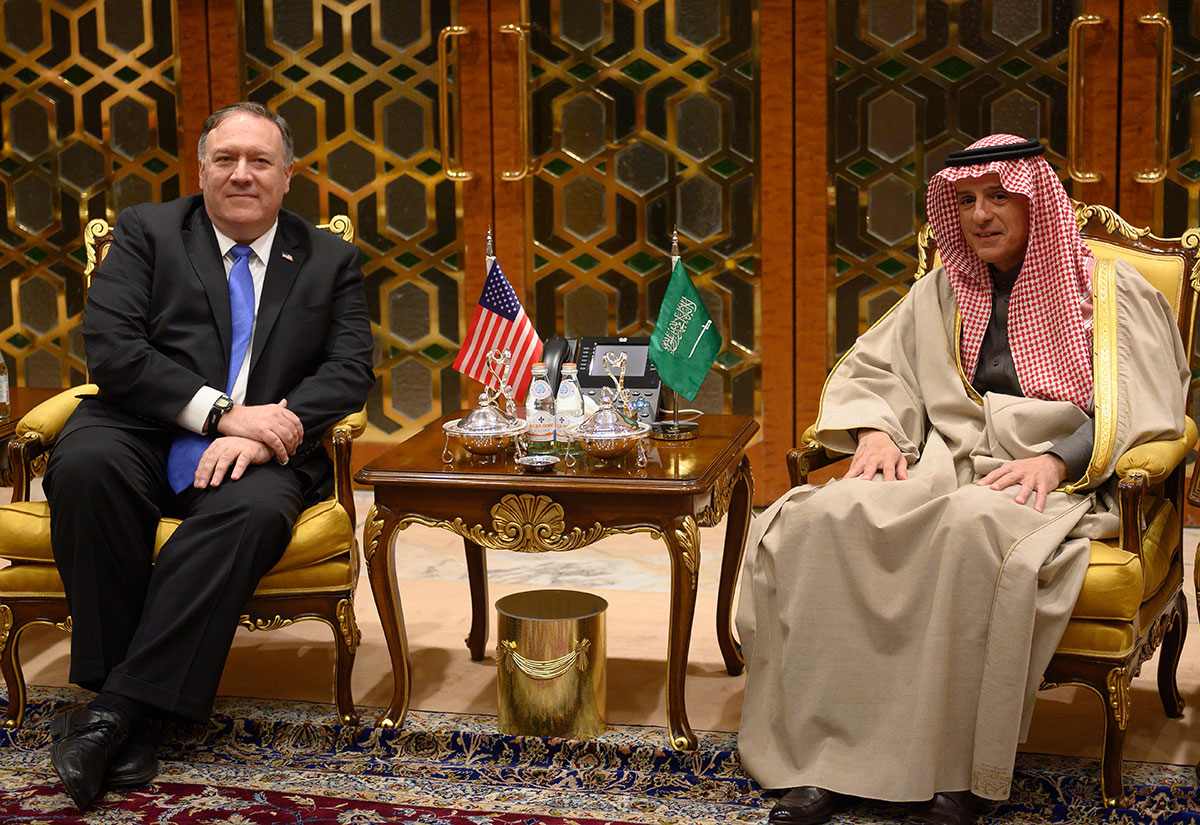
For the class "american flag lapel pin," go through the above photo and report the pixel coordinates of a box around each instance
[282,252,294,261]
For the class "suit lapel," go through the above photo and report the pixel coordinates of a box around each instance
[182,208,232,360]
[250,216,306,375]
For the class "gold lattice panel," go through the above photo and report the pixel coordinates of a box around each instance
[828,0,1082,365]
[526,0,760,418]
[0,0,184,388]
[239,0,467,442]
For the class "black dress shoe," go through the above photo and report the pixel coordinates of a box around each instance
[52,708,159,789]
[769,786,838,824]
[49,706,131,809]
[904,790,987,825]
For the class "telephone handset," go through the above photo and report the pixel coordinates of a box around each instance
[540,337,577,396]
[542,336,662,424]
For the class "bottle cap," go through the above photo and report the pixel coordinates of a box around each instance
[562,362,577,371]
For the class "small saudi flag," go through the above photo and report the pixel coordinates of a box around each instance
[649,257,721,401]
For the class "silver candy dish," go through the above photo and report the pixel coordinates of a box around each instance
[515,454,560,473]
[442,393,527,459]
[566,402,650,461]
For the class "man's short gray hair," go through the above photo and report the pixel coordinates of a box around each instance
[197,102,294,166]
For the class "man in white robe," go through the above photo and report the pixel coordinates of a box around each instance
[737,134,1189,825]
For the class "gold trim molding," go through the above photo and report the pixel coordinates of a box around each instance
[673,516,700,589]
[363,505,385,563]
[1064,257,1119,493]
[337,598,360,654]
[697,461,750,527]
[398,493,661,553]
[1134,608,1177,677]
[317,215,354,243]
[1074,202,1150,240]
[1106,667,1131,730]
[239,614,295,632]
[0,604,11,655]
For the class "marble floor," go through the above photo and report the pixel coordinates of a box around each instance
[9,487,1200,771]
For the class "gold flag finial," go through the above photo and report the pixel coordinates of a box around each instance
[671,226,679,258]
[486,226,494,258]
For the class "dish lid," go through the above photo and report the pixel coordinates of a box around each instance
[571,403,648,440]
[445,393,526,437]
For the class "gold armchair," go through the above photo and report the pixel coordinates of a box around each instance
[788,203,1199,807]
[0,216,366,728]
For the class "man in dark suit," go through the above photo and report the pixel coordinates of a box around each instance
[44,102,375,809]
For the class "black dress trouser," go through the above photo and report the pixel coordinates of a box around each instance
[44,422,303,722]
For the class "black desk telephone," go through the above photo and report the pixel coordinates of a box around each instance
[542,337,662,425]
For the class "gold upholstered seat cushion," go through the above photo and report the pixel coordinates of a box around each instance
[0,497,354,581]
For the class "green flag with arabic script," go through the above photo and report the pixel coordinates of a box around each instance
[649,259,721,401]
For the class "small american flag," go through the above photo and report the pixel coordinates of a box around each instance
[453,257,543,401]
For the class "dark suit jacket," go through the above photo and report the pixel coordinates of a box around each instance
[63,194,375,499]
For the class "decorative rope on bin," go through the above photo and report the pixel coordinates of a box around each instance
[497,638,591,680]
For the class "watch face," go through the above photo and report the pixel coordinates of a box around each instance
[216,396,233,411]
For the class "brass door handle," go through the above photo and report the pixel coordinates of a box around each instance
[1067,14,1105,183]
[437,25,473,180]
[1134,13,1172,184]
[499,23,532,181]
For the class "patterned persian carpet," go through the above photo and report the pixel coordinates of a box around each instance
[2,687,1200,823]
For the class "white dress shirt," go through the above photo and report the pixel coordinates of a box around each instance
[174,221,278,434]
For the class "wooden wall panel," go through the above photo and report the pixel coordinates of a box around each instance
[1116,0,1167,226]
[756,0,796,502]
[178,0,212,192]
[793,0,826,446]
[1071,0,1122,208]
[488,0,525,291]
[204,1,242,114]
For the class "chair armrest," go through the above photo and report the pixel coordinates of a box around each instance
[1120,416,1196,487]
[323,410,366,526]
[786,424,852,486]
[15,384,99,445]
[9,385,99,503]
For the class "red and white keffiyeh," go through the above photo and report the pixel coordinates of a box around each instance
[926,134,1094,411]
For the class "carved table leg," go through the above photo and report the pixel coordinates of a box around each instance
[464,539,489,661]
[717,456,752,676]
[363,503,411,728]
[662,514,701,750]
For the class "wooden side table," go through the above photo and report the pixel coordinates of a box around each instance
[355,413,758,749]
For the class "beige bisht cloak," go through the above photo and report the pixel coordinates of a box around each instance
[736,258,1187,801]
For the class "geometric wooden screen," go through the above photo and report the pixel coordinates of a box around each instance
[239,0,466,442]
[828,0,1080,366]
[0,0,183,388]
[524,0,760,417]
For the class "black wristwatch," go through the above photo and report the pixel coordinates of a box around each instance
[205,394,234,434]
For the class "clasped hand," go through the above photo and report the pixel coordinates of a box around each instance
[188,400,304,489]
[192,436,272,488]
[216,399,303,463]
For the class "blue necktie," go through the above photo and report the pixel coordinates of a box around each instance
[166,244,256,493]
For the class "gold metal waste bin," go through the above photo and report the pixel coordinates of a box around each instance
[495,589,607,739]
